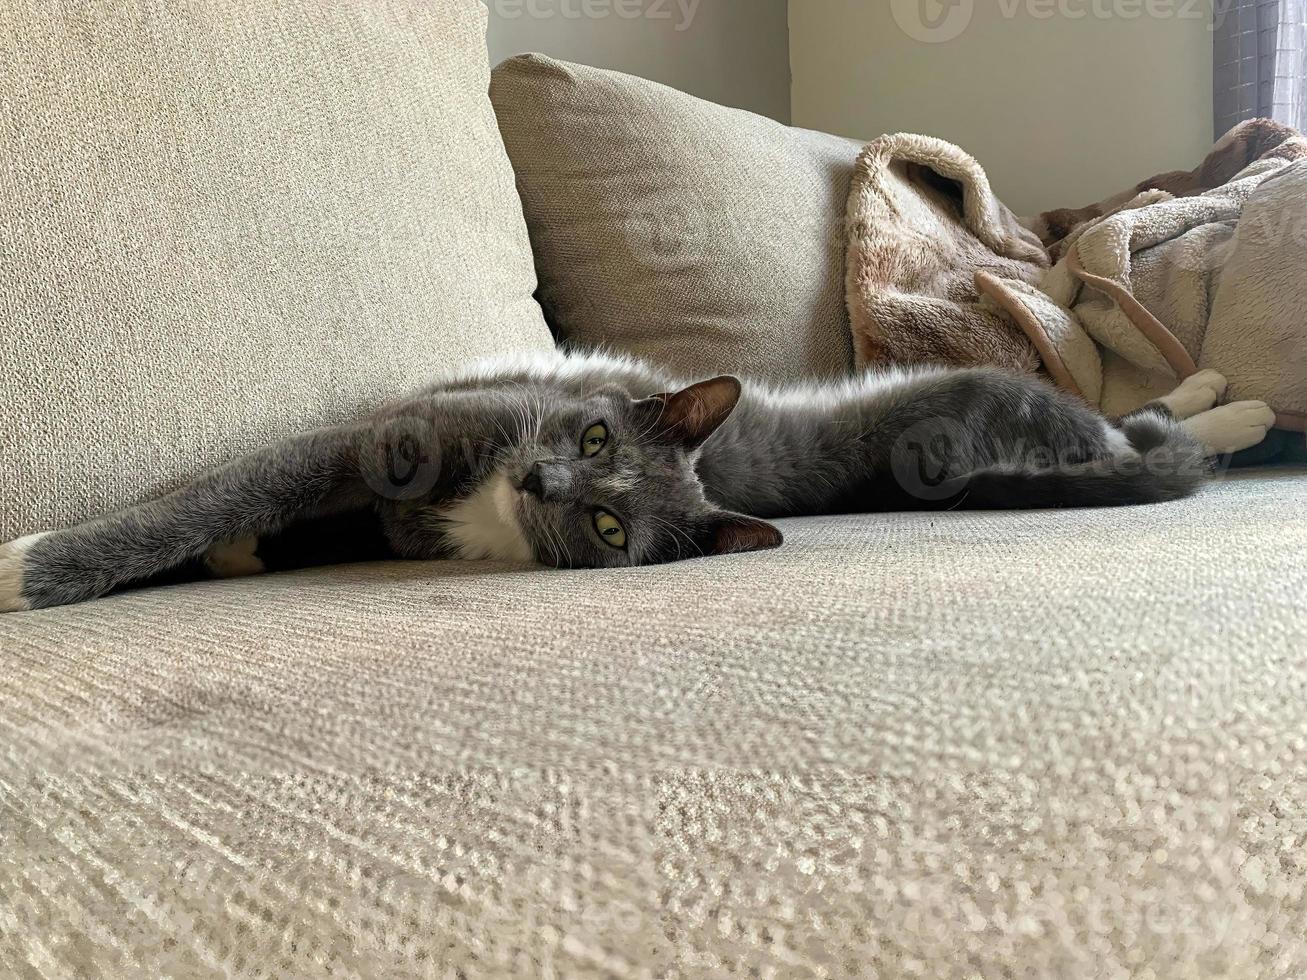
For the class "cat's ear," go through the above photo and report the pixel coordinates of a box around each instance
[699,512,784,556]
[638,376,742,450]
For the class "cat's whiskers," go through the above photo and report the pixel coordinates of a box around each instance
[485,397,521,454]
[493,383,532,446]
[542,515,572,569]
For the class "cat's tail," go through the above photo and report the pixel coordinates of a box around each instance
[956,411,1210,510]
[958,456,1208,509]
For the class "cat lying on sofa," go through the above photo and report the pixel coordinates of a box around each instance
[0,354,1275,612]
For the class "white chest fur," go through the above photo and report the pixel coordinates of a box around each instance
[434,472,536,563]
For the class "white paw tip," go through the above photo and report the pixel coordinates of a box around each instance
[1187,369,1229,395]
[1225,400,1278,424]
[0,532,50,614]
[1187,401,1277,455]
[1160,370,1230,420]
[204,536,265,579]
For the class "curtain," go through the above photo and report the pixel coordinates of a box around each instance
[1215,0,1307,137]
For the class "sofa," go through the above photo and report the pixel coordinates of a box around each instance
[2,3,1305,977]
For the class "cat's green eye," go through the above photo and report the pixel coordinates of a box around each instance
[593,511,627,549]
[581,422,609,457]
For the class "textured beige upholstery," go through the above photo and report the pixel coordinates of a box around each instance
[491,55,860,385]
[0,0,552,543]
[3,470,1305,976]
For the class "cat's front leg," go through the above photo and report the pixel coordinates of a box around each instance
[0,507,235,612]
[0,524,264,612]
[0,424,369,613]
[0,526,163,613]
[0,533,58,613]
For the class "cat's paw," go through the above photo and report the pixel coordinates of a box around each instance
[0,533,51,613]
[205,537,265,579]
[1185,401,1277,455]
[1160,370,1228,420]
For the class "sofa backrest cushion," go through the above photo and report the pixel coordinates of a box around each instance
[490,54,861,385]
[0,0,552,541]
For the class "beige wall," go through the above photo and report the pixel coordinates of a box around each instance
[790,0,1214,215]
[486,0,792,121]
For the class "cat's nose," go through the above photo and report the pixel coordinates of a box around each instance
[521,462,572,503]
[520,466,546,500]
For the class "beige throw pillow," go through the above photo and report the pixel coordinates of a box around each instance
[490,55,860,385]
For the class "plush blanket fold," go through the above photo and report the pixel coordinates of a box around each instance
[845,120,1307,431]
[1026,118,1307,260]
[843,134,1047,375]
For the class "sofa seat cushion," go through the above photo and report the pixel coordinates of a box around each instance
[2,471,1306,975]
[0,0,552,543]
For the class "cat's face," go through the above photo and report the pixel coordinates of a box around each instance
[502,377,782,568]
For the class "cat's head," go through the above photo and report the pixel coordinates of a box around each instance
[502,376,782,568]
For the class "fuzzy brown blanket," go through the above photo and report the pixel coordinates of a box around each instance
[845,119,1307,380]
[843,133,1049,374]
[1026,119,1307,260]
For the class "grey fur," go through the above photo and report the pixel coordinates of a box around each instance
[4,352,1209,611]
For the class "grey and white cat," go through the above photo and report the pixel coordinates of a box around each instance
[0,353,1276,613]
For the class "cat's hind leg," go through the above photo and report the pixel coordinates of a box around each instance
[1184,401,1278,455]
[1120,372,1274,455]
[1155,370,1228,420]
